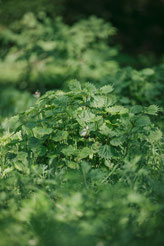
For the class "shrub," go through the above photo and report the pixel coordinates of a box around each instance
[107,65,164,107]
[0,13,118,92]
[0,82,163,246]
[0,81,162,175]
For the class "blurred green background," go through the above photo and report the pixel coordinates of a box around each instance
[1,0,164,55]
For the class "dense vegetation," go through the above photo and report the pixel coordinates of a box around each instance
[0,13,118,92]
[1,0,164,56]
[0,5,163,246]
[0,81,163,246]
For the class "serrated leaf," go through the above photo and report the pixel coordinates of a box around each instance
[136,116,151,126]
[99,124,116,137]
[98,145,113,159]
[110,138,123,146]
[131,105,143,114]
[68,79,81,91]
[53,130,68,142]
[77,147,91,159]
[62,145,76,157]
[90,95,105,108]
[105,95,117,106]
[146,105,159,115]
[33,127,53,138]
[107,106,129,115]
[76,110,96,124]
[84,83,97,93]
[100,85,113,94]
[147,129,163,143]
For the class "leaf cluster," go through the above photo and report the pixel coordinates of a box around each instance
[0,81,162,175]
[0,13,118,92]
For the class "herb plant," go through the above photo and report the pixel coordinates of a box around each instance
[0,81,162,175]
[0,13,118,92]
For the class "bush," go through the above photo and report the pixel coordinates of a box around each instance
[106,65,164,107]
[1,0,164,57]
[0,81,162,173]
[0,81,163,246]
[0,13,118,92]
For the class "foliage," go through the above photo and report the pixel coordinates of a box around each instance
[0,86,36,136]
[0,86,35,118]
[0,13,163,113]
[0,82,163,246]
[105,65,164,107]
[0,81,162,174]
[0,165,164,246]
[0,0,63,25]
[62,0,164,56]
[0,13,118,92]
[0,8,164,246]
[0,13,163,121]
[1,0,164,57]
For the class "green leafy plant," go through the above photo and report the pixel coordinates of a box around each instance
[0,13,118,92]
[0,81,163,246]
[0,81,162,175]
[0,152,164,246]
[106,65,164,107]
[0,8,164,246]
